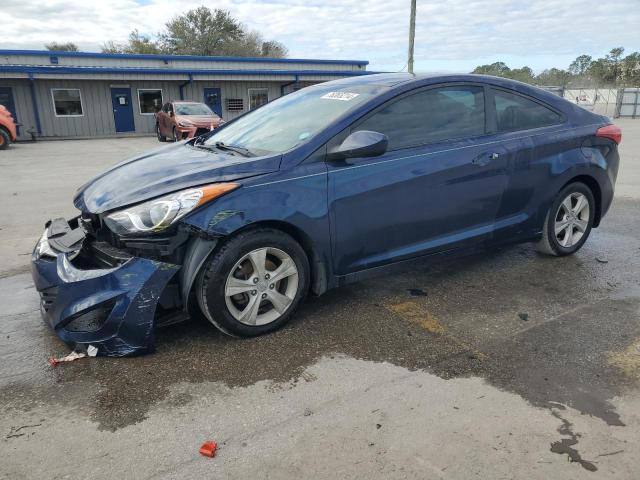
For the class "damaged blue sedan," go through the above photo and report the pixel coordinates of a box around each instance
[31,73,621,356]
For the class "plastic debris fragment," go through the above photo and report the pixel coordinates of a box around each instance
[48,351,87,366]
[87,345,98,357]
[199,440,218,458]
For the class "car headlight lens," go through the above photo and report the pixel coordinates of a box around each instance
[104,183,239,235]
[178,121,193,127]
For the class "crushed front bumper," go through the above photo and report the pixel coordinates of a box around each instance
[31,218,179,357]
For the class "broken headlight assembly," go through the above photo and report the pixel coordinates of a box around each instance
[104,183,238,235]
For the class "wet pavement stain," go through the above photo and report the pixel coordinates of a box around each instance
[385,301,446,334]
[608,337,640,380]
[550,409,597,472]
[1,198,639,432]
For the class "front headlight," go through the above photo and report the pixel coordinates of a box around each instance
[178,121,193,127]
[104,183,239,235]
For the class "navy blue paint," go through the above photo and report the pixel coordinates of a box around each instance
[73,141,281,213]
[0,64,376,78]
[182,74,616,280]
[110,87,135,133]
[28,73,42,135]
[203,87,222,117]
[34,73,619,356]
[0,86,19,135]
[31,252,179,357]
[1,49,368,66]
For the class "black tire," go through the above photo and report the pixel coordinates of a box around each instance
[0,128,10,150]
[537,182,595,256]
[156,124,166,142]
[196,228,310,337]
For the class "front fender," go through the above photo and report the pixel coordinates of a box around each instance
[180,164,333,298]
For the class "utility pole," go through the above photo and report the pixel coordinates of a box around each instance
[408,0,416,73]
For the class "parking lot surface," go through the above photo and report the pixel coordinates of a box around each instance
[1,122,640,479]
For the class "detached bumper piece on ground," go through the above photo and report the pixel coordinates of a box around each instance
[31,218,179,357]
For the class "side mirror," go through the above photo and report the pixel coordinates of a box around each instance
[327,130,388,161]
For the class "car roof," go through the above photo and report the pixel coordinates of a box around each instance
[332,72,538,88]
[326,72,577,112]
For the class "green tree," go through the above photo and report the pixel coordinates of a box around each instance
[620,52,640,86]
[159,7,287,57]
[471,62,511,77]
[45,42,79,52]
[261,40,288,58]
[535,68,572,87]
[509,66,535,84]
[606,47,625,83]
[588,58,615,85]
[568,55,592,76]
[101,30,163,54]
[159,7,246,56]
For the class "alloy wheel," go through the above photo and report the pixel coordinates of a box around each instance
[224,247,299,326]
[554,192,590,248]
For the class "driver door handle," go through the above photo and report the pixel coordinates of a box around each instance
[472,152,500,166]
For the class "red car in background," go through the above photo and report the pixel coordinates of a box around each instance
[155,101,223,142]
[0,105,17,150]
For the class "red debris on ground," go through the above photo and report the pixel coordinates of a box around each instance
[199,440,218,458]
[47,351,86,367]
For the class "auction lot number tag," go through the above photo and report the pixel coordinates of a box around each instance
[321,92,360,101]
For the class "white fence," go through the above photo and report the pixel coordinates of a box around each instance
[540,87,639,118]
[563,88,619,117]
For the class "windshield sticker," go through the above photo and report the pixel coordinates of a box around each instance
[321,92,360,101]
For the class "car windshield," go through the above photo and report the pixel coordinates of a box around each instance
[175,103,214,116]
[204,83,379,155]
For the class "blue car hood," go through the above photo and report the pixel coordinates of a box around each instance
[73,142,281,214]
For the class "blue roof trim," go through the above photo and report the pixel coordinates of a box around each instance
[0,49,369,66]
[0,65,375,77]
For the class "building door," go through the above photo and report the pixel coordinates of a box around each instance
[110,87,135,133]
[0,87,18,135]
[203,88,222,117]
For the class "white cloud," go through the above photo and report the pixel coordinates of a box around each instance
[1,0,639,72]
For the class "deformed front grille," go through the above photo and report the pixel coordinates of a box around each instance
[40,287,58,313]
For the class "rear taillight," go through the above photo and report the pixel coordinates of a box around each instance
[596,124,622,144]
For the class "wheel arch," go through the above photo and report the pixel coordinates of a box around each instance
[224,220,329,297]
[561,174,602,227]
[179,220,330,312]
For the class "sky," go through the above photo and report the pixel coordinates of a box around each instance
[1,0,639,73]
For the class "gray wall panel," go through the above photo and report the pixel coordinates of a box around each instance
[1,63,362,138]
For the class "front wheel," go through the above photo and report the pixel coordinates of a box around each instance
[537,182,595,256]
[156,124,166,142]
[196,228,310,337]
[0,128,10,150]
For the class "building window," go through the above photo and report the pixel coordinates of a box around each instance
[227,98,244,112]
[248,89,268,110]
[51,89,83,117]
[138,89,163,115]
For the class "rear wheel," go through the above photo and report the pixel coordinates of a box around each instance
[537,182,595,256]
[0,128,10,150]
[156,124,166,142]
[197,228,310,337]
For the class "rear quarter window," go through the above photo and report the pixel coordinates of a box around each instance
[492,88,562,132]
